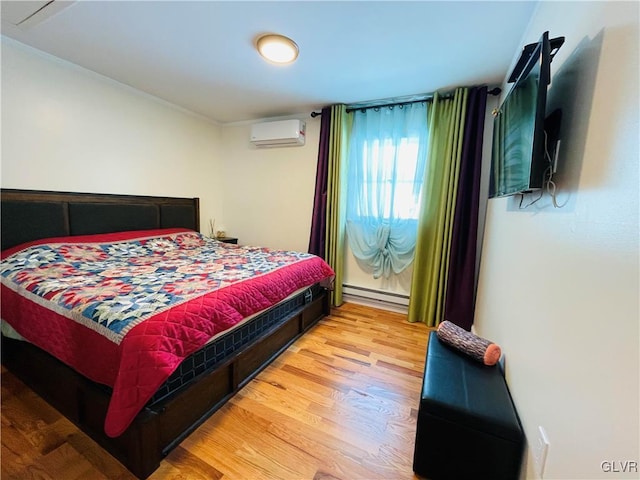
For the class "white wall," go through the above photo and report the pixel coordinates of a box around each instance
[1,37,224,230]
[218,117,320,252]
[475,2,639,479]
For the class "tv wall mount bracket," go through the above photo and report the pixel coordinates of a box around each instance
[508,36,565,84]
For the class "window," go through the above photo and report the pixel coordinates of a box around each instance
[358,136,423,220]
[345,102,429,278]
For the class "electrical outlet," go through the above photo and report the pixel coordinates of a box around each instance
[532,425,550,478]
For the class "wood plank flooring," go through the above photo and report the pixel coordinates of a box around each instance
[1,302,431,479]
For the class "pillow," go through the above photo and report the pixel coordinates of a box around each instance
[436,320,501,366]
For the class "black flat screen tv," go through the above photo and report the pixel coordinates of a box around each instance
[489,31,562,198]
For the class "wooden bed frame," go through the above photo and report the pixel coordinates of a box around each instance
[0,189,329,479]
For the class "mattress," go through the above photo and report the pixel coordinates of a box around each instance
[149,283,323,405]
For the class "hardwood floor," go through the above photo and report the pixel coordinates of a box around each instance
[1,303,431,479]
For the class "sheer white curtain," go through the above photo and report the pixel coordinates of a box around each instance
[345,102,429,279]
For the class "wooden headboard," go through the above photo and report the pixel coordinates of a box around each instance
[1,189,200,251]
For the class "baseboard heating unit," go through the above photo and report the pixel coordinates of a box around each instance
[342,284,409,313]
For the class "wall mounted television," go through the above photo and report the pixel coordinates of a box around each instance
[489,31,564,198]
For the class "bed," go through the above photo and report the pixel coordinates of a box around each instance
[0,188,333,479]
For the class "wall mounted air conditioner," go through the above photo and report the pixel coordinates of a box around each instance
[250,119,306,147]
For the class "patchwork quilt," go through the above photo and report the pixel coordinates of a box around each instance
[0,228,334,437]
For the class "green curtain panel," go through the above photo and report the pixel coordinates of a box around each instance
[325,104,349,306]
[408,88,469,326]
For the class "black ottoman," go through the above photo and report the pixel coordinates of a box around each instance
[413,331,524,479]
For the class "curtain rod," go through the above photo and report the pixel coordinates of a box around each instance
[310,87,501,117]
[346,96,436,114]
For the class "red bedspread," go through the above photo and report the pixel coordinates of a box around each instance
[0,229,334,437]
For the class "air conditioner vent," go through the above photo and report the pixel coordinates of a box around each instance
[1,0,75,29]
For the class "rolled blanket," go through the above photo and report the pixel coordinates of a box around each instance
[436,321,501,366]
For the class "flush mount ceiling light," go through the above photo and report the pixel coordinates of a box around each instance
[256,34,299,65]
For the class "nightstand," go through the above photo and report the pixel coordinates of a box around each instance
[216,236,238,244]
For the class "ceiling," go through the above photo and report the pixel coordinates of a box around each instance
[1,1,538,124]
